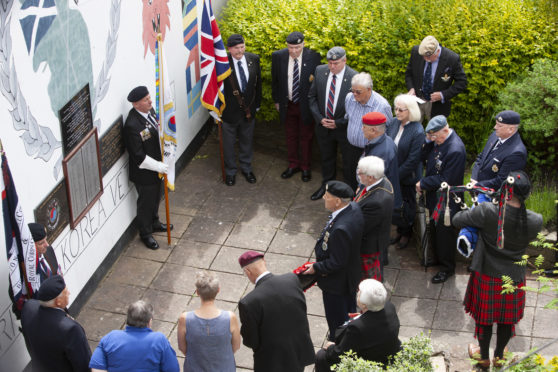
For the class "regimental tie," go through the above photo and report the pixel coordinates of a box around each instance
[327,74,336,119]
[147,113,158,129]
[422,62,432,101]
[40,256,51,277]
[492,139,503,152]
[292,58,300,103]
[237,60,248,93]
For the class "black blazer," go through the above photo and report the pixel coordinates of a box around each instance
[21,300,91,372]
[38,246,60,283]
[222,52,262,123]
[271,47,321,125]
[238,273,315,372]
[405,46,467,117]
[386,119,425,186]
[314,202,364,295]
[308,64,357,131]
[123,108,162,185]
[356,178,394,255]
[471,131,527,190]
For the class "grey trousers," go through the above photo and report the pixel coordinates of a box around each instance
[221,117,255,176]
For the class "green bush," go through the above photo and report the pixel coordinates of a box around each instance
[219,0,557,166]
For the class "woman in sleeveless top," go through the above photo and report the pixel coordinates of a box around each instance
[177,271,241,372]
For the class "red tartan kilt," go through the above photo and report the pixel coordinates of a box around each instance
[360,253,382,282]
[464,270,525,337]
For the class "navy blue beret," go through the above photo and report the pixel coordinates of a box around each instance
[28,223,46,242]
[227,34,244,47]
[495,110,520,125]
[286,32,304,45]
[326,180,354,199]
[37,275,66,301]
[127,86,149,103]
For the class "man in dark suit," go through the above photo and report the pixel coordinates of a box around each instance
[405,35,467,120]
[28,222,61,282]
[238,251,314,372]
[303,181,364,341]
[123,86,172,250]
[416,116,466,283]
[21,275,91,372]
[221,34,262,186]
[272,32,321,182]
[354,156,394,281]
[308,47,358,200]
[471,110,527,190]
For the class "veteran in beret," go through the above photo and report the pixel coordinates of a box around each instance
[308,47,358,200]
[20,275,91,372]
[471,110,527,190]
[238,251,314,372]
[28,222,62,283]
[416,115,466,283]
[303,181,364,341]
[271,32,321,182]
[123,85,172,250]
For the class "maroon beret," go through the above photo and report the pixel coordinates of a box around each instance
[238,251,264,268]
[362,112,387,126]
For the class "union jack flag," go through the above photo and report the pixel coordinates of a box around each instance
[199,0,230,117]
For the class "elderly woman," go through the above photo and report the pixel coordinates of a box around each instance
[315,279,401,371]
[453,171,543,369]
[177,271,241,372]
[386,94,425,249]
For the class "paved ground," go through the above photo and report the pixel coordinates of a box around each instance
[77,122,558,371]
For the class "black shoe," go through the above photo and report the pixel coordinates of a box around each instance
[431,270,454,284]
[225,175,235,186]
[153,223,173,232]
[242,172,257,183]
[141,235,159,250]
[390,234,402,245]
[397,236,410,249]
[311,184,326,201]
[281,167,300,179]
[301,170,311,182]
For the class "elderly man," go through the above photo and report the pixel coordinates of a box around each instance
[272,31,321,182]
[28,222,61,282]
[354,156,394,281]
[303,181,363,341]
[238,251,314,372]
[471,110,527,190]
[123,86,172,250]
[90,300,179,372]
[308,47,357,200]
[21,275,91,372]
[344,72,392,189]
[222,34,262,186]
[416,115,466,283]
[405,35,467,120]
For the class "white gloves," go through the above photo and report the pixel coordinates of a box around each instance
[139,155,168,174]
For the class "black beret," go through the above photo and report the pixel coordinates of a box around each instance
[127,86,149,103]
[227,34,244,47]
[326,180,354,199]
[28,223,46,242]
[286,31,304,45]
[495,110,520,125]
[37,275,66,301]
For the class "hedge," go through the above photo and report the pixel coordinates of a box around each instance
[219,0,557,163]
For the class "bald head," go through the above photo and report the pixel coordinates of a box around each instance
[242,258,267,284]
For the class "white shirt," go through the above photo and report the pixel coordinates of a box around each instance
[287,51,303,101]
[135,109,158,130]
[394,122,408,146]
[233,55,249,89]
[255,271,270,285]
[329,203,350,224]
[324,66,346,116]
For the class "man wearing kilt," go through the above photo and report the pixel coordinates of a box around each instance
[453,171,543,369]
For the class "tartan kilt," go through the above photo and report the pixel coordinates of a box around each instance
[463,270,525,339]
[360,253,382,282]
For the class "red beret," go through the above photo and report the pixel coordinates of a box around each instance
[238,251,264,268]
[362,112,386,126]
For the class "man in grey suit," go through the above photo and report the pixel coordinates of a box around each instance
[308,47,358,200]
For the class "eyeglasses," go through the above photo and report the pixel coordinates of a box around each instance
[394,107,408,112]
[350,89,364,95]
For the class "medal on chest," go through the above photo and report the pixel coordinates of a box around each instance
[434,152,442,171]
[322,231,330,251]
[492,163,499,173]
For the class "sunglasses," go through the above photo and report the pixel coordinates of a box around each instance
[394,107,408,112]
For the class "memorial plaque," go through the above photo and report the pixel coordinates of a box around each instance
[34,181,70,243]
[59,84,93,155]
[63,128,104,229]
[100,116,125,176]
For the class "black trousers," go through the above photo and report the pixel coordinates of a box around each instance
[322,290,356,341]
[429,219,457,272]
[396,184,418,237]
[135,181,161,238]
[315,126,354,188]
[343,143,364,190]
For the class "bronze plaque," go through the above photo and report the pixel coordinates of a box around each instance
[33,180,70,243]
[100,116,125,177]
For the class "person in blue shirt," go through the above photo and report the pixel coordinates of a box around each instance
[90,300,179,372]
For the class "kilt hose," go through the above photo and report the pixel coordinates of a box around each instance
[463,270,525,339]
[360,253,382,282]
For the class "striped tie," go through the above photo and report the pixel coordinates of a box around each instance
[40,257,52,277]
[292,58,300,103]
[327,74,336,119]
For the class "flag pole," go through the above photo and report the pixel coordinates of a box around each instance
[157,34,171,245]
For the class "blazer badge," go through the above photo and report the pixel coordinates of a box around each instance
[441,73,451,82]
[140,128,151,141]
[309,74,314,83]
[322,231,329,251]
[492,164,499,173]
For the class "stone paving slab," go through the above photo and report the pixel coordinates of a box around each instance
[105,256,163,287]
[168,239,221,268]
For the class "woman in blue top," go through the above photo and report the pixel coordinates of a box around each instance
[177,271,240,372]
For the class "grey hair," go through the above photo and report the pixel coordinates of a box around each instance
[358,279,387,312]
[394,94,421,122]
[195,271,220,301]
[351,72,373,90]
[374,123,387,133]
[357,156,385,179]
[126,300,153,328]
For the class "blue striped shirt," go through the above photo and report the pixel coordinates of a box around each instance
[345,91,393,148]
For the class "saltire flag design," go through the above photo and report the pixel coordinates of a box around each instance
[183,0,202,117]
[2,151,40,312]
[19,0,57,55]
[155,39,177,191]
[200,0,231,116]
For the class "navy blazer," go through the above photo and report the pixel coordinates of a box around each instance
[364,134,402,209]
[386,119,425,186]
[222,52,262,123]
[271,47,321,125]
[471,131,527,190]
